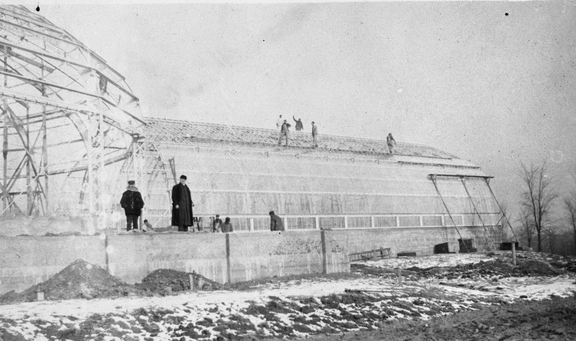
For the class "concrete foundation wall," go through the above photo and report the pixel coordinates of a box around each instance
[228,231,324,282]
[0,225,500,295]
[325,225,501,256]
[107,233,228,285]
[0,235,106,294]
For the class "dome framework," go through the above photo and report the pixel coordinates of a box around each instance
[0,5,145,227]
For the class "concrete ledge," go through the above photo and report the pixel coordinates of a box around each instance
[0,216,96,237]
[0,226,499,295]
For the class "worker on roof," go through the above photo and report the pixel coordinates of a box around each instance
[311,121,318,148]
[387,133,396,154]
[276,114,283,130]
[172,175,194,232]
[278,120,291,147]
[293,116,303,131]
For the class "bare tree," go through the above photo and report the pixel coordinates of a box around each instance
[518,161,557,252]
[564,190,576,255]
[518,206,536,248]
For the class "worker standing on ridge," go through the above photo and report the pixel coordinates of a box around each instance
[293,116,303,131]
[269,211,285,232]
[311,121,318,148]
[120,180,144,232]
[387,133,396,154]
[276,114,283,130]
[278,120,291,147]
[172,175,194,232]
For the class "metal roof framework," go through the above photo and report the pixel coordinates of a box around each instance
[0,5,144,225]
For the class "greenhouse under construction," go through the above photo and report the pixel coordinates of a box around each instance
[0,5,507,293]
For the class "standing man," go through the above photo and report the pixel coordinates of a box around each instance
[278,120,291,147]
[120,180,144,232]
[276,114,283,130]
[311,121,318,148]
[387,133,396,154]
[172,175,194,232]
[293,116,303,131]
[269,211,285,232]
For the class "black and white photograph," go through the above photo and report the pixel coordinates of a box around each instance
[0,0,575,340]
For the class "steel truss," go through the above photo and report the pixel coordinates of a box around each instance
[0,5,145,229]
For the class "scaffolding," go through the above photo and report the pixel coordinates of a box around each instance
[0,5,144,229]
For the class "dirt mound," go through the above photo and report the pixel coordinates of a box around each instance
[137,269,221,293]
[139,269,191,292]
[0,259,138,304]
[517,259,563,276]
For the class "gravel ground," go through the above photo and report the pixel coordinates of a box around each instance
[0,251,575,340]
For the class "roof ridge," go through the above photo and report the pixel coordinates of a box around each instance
[143,117,457,160]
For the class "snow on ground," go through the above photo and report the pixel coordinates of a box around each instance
[1,252,575,341]
[357,253,492,269]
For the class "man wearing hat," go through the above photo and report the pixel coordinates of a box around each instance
[120,180,145,231]
[172,175,194,231]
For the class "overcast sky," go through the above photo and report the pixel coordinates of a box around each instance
[39,1,576,222]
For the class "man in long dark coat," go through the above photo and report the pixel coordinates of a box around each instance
[172,175,194,231]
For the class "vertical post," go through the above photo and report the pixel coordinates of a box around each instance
[189,273,195,291]
[320,229,327,274]
[249,217,254,232]
[344,216,348,229]
[26,106,32,215]
[315,216,320,230]
[419,215,423,227]
[98,88,105,230]
[225,233,232,283]
[396,216,400,228]
[2,44,8,212]
[42,54,48,214]
[371,216,375,228]
[42,99,48,214]
[512,241,516,266]
[283,216,288,230]
[2,119,7,212]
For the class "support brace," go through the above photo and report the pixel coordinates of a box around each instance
[428,174,470,253]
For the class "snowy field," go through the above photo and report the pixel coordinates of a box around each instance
[0,252,575,341]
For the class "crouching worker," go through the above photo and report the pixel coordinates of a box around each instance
[221,217,233,233]
[269,211,285,232]
[120,180,144,231]
[142,219,154,232]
